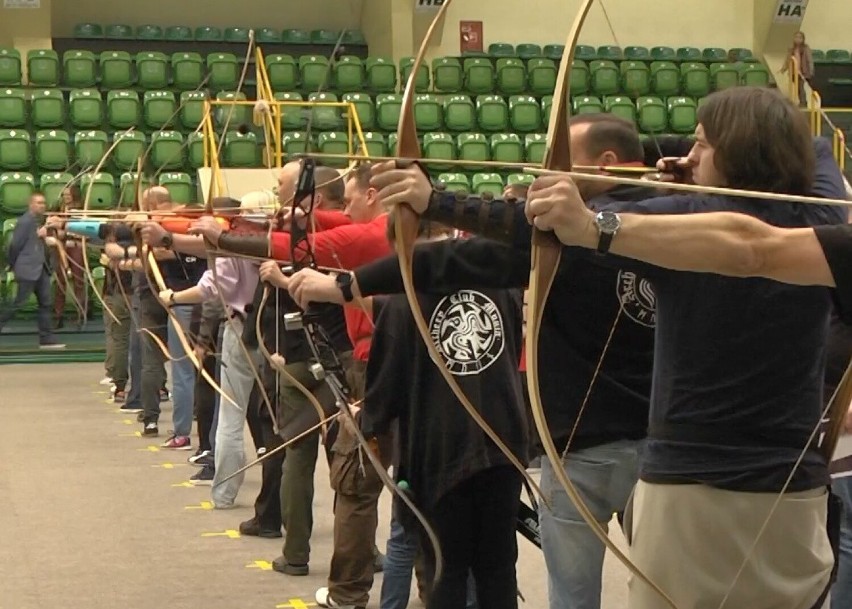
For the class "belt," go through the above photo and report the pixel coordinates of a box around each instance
[230,310,246,322]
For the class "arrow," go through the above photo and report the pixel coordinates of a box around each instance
[171,481,194,488]
[200,529,240,538]
[185,501,214,510]
[245,560,273,571]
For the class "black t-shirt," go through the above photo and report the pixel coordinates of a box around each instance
[363,288,527,515]
[158,253,207,292]
[815,224,852,325]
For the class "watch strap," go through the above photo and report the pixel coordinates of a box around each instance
[596,231,615,255]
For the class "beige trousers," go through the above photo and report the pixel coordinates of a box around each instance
[627,480,833,609]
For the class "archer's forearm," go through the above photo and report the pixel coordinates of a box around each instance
[171,234,207,257]
[171,286,206,305]
[217,232,270,259]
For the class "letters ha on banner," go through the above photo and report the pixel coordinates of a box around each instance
[415,0,446,11]
[773,0,808,23]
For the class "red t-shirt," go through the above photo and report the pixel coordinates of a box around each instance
[270,213,391,361]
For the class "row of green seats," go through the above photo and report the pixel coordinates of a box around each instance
[812,49,852,64]
[436,172,532,197]
[72,24,364,45]
[469,43,753,63]
[0,265,106,313]
[0,170,196,213]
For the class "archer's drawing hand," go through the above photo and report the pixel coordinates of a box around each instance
[258,260,289,289]
[188,216,224,246]
[370,161,432,214]
[288,268,343,309]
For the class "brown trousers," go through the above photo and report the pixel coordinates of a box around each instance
[53,243,87,319]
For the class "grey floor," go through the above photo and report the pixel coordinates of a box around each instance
[0,362,629,609]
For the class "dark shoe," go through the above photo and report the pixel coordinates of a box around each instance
[39,340,66,350]
[272,555,308,576]
[112,389,126,404]
[373,548,385,573]
[136,412,145,422]
[189,464,214,486]
[239,517,282,539]
[159,388,170,402]
[142,422,158,436]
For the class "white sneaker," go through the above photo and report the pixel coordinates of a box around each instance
[99,376,113,385]
[315,587,343,608]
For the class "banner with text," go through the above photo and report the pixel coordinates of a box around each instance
[773,0,808,23]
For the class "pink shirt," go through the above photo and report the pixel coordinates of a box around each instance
[195,257,259,316]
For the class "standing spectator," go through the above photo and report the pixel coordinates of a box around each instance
[781,30,814,106]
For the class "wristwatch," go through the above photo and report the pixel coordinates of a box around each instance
[594,211,622,254]
[335,272,355,303]
[169,291,177,306]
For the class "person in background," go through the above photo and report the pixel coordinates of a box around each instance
[781,30,814,106]
[52,185,88,328]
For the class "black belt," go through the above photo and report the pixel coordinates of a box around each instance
[230,310,245,322]
[648,421,816,451]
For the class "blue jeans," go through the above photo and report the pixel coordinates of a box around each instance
[539,439,641,609]
[832,476,852,608]
[125,294,142,409]
[167,305,195,437]
[380,515,477,609]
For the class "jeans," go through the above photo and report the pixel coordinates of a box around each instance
[125,294,142,409]
[0,269,54,342]
[539,439,641,609]
[832,476,852,608]
[167,305,195,437]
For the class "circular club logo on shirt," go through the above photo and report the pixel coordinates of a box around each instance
[429,290,506,376]
[617,271,657,327]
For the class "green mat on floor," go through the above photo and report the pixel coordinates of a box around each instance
[0,320,106,364]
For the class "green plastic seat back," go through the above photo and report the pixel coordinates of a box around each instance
[171,53,204,90]
[508,95,541,132]
[159,172,194,203]
[100,51,134,89]
[0,49,22,86]
[106,90,140,129]
[443,95,475,132]
[143,90,177,130]
[475,95,508,132]
[27,50,59,86]
[207,53,239,91]
[317,132,350,168]
[179,91,208,130]
[0,129,32,170]
[74,130,109,167]
[376,94,402,131]
[266,55,299,92]
[112,130,147,171]
[342,92,375,131]
[136,52,169,89]
[490,132,523,163]
[63,50,97,88]
[31,89,65,128]
[0,88,26,127]
[35,129,71,170]
[151,130,185,170]
[80,172,115,210]
[0,172,36,214]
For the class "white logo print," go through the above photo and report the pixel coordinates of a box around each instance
[429,290,505,376]
[616,271,657,327]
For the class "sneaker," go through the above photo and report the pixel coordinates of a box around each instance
[99,376,114,385]
[239,517,282,539]
[188,448,209,464]
[161,435,192,450]
[142,422,158,436]
[315,586,362,608]
[272,555,309,576]
[112,390,126,404]
[159,388,170,402]
[39,340,66,350]
[188,450,214,467]
[120,405,142,414]
[189,464,214,486]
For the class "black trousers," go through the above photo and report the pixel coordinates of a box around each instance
[193,321,222,453]
[137,290,167,424]
[246,365,284,531]
[420,465,521,609]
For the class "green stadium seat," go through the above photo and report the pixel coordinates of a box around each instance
[570,59,590,96]
[0,129,31,170]
[334,56,365,92]
[179,91,208,130]
[376,94,402,131]
[742,63,770,87]
[476,95,508,132]
[300,55,330,90]
[0,172,35,213]
[80,172,115,209]
[215,91,251,129]
[136,24,163,41]
[541,95,553,127]
[597,46,623,60]
[207,53,239,91]
[637,96,667,134]
[0,49,21,86]
[471,173,504,197]
[543,44,565,60]
[118,172,143,206]
[506,173,534,190]
[136,52,169,89]
[573,95,603,114]
[359,132,386,158]
[433,57,463,93]
[74,130,108,167]
[255,28,281,44]
[811,50,827,63]
[702,47,727,62]
[41,172,74,210]
[365,57,397,93]
[171,53,204,90]
[74,23,103,39]
[106,90,140,129]
[342,92,375,131]
[443,95,475,132]
[224,28,251,43]
[283,29,311,45]
[31,89,65,128]
[307,92,343,130]
[490,133,523,164]
[436,172,469,192]
[414,94,442,131]
[651,46,676,61]
[266,55,299,91]
[35,129,71,170]
[624,46,650,60]
[590,60,619,96]
[680,62,711,97]
[516,44,542,60]
[113,130,146,171]
[342,31,367,45]
[527,58,556,96]
[464,58,494,94]
[142,90,177,130]
[650,61,680,96]
[575,45,597,61]
[281,131,313,158]
[496,58,526,95]
[223,131,258,167]
[194,27,223,42]
[311,30,340,45]
[317,132,350,167]
[710,63,739,90]
[488,43,515,58]
[27,50,59,86]
[274,92,306,130]
[422,132,456,170]
[100,51,134,88]
[400,56,430,93]
[62,50,97,88]
[508,95,541,133]
[159,172,193,203]
[0,88,26,127]
[676,47,702,62]
[667,96,697,133]
[105,24,133,39]
[605,96,637,123]
[185,132,207,169]
[728,48,753,62]
[621,61,650,98]
[457,132,489,165]
[165,26,193,42]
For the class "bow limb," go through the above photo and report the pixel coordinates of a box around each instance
[395,0,546,502]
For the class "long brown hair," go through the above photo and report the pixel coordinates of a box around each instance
[697,87,815,195]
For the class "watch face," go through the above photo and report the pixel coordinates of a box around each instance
[596,211,621,234]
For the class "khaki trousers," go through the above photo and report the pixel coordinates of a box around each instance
[627,480,833,609]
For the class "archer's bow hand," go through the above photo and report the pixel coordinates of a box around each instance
[288,268,344,309]
[188,216,225,246]
[258,260,290,290]
[139,221,170,247]
[370,161,432,215]
[526,175,596,246]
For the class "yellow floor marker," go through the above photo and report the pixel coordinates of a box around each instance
[201,529,240,538]
[184,501,214,510]
[276,600,316,609]
[171,481,194,488]
[151,463,184,469]
[137,445,160,452]
[118,432,142,438]
[245,560,273,571]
